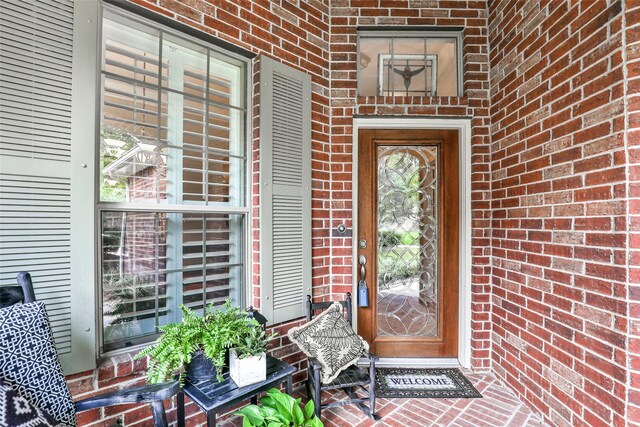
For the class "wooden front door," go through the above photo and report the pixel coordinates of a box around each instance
[357,129,459,358]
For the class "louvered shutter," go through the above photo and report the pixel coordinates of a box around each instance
[0,0,97,373]
[259,56,311,324]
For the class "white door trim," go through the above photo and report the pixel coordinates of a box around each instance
[351,117,473,369]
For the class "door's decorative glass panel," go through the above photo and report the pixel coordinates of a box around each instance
[376,146,438,337]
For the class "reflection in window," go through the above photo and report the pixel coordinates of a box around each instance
[358,33,460,97]
[376,147,438,337]
[99,10,247,352]
[101,212,244,348]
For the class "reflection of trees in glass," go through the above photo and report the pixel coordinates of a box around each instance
[377,151,432,288]
[377,153,421,228]
[102,212,168,345]
[101,212,135,339]
[102,269,161,344]
[100,128,138,201]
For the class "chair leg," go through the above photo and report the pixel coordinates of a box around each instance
[369,360,378,420]
[344,386,377,421]
[313,367,322,419]
[150,401,168,427]
[306,368,312,402]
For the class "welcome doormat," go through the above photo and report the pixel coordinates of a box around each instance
[375,367,482,399]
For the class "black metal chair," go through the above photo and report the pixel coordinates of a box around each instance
[0,271,37,308]
[304,293,378,420]
[0,272,180,427]
[247,306,268,330]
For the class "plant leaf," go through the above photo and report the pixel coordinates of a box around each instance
[259,406,278,418]
[304,400,315,420]
[235,406,265,425]
[266,389,293,421]
[260,395,275,408]
[292,401,305,426]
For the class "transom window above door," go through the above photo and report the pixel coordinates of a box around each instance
[357,31,461,97]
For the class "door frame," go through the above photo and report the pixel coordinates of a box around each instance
[351,117,472,369]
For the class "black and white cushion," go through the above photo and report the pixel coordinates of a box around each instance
[0,378,58,427]
[0,302,76,426]
[289,301,368,384]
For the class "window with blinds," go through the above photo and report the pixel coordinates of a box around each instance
[99,11,248,352]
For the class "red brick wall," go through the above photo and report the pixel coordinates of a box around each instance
[73,1,496,424]
[74,0,494,423]
[69,1,640,426]
[328,0,492,371]
[71,1,330,426]
[489,1,630,426]
[627,0,640,425]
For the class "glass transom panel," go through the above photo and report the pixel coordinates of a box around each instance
[376,145,438,338]
[358,34,459,97]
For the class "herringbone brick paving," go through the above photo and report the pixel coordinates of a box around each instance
[219,372,545,427]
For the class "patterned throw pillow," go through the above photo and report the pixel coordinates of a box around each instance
[0,302,76,426]
[0,378,58,427]
[288,301,368,384]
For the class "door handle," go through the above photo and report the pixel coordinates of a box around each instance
[359,255,366,281]
[358,254,369,307]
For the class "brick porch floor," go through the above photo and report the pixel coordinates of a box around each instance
[218,372,545,427]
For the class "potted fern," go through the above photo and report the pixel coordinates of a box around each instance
[229,324,277,387]
[135,300,258,384]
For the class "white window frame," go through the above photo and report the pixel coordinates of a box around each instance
[94,4,253,357]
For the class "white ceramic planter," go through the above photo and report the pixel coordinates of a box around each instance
[229,349,267,387]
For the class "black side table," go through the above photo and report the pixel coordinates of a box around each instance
[177,355,296,427]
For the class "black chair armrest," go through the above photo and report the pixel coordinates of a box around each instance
[308,356,323,371]
[75,381,180,412]
[16,272,36,303]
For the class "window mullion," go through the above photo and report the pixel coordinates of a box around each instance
[201,49,212,306]
[205,48,211,206]
[156,31,163,204]
[97,202,250,214]
[423,37,428,96]
[154,212,160,330]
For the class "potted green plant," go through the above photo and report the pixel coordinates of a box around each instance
[229,324,277,387]
[134,300,255,384]
[234,388,323,427]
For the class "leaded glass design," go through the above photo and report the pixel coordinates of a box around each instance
[357,34,460,96]
[376,146,438,337]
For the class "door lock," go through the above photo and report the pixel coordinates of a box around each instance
[359,239,367,249]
